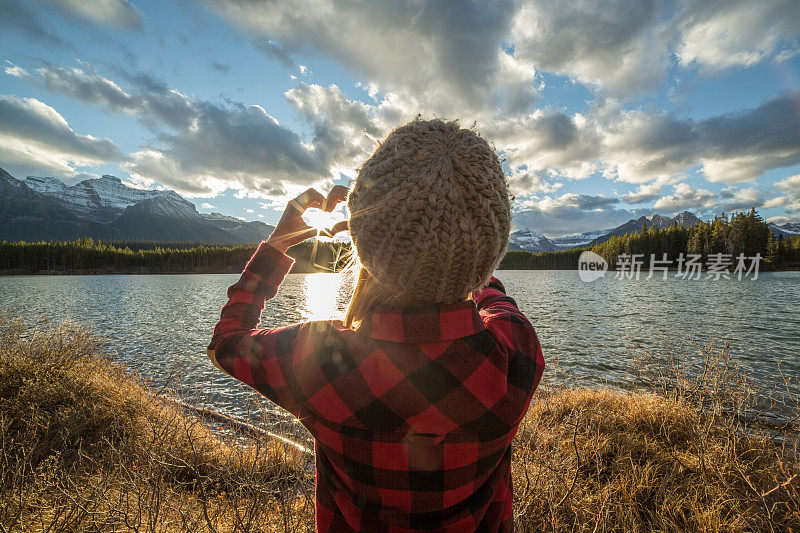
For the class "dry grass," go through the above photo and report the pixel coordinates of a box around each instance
[0,317,797,532]
[0,316,314,532]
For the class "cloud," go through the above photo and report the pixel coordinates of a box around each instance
[716,186,766,212]
[34,66,195,130]
[772,174,800,213]
[603,92,800,184]
[512,192,642,236]
[622,181,666,203]
[200,202,216,209]
[281,80,800,197]
[651,183,769,215]
[211,0,800,103]
[652,183,716,212]
[40,0,144,29]
[24,65,336,196]
[4,64,29,78]
[254,39,296,70]
[0,0,73,49]
[0,95,124,175]
[511,0,669,94]
[483,109,602,184]
[774,174,800,193]
[122,101,327,196]
[210,0,537,113]
[209,61,231,74]
[677,0,800,71]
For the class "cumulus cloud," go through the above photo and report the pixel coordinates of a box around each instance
[652,183,716,212]
[209,0,538,113]
[23,65,336,196]
[603,92,800,184]
[716,187,766,213]
[677,0,800,71]
[209,0,800,103]
[511,0,670,94]
[39,0,144,29]
[622,180,670,204]
[650,183,770,215]
[774,174,800,193]
[200,202,216,209]
[0,95,124,175]
[512,192,643,236]
[772,174,800,213]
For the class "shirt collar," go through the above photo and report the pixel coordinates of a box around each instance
[357,300,486,343]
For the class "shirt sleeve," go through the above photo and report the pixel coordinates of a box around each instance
[471,276,545,401]
[207,242,307,419]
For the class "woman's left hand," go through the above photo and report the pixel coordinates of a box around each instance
[265,185,349,253]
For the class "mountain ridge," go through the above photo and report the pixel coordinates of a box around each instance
[0,167,274,244]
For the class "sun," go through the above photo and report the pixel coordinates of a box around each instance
[302,207,346,233]
[302,273,345,321]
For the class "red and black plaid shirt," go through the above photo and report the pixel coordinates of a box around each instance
[208,243,545,532]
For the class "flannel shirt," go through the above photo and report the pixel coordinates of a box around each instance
[208,242,545,532]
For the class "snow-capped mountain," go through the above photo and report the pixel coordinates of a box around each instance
[24,175,181,223]
[769,221,800,236]
[508,229,559,252]
[0,167,274,243]
[550,229,613,249]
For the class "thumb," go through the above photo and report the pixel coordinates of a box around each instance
[329,219,349,235]
[318,220,349,238]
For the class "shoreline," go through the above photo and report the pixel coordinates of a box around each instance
[3,266,799,275]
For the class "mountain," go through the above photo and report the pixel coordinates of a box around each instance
[589,211,702,245]
[508,228,559,252]
[550,228,613,250]
[768,221,800,237]
[0,169,116,241]
[671,211,701,228]
[0,167,274,243]
[24,175,182,223]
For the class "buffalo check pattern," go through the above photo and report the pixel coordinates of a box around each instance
[208,242,545,532]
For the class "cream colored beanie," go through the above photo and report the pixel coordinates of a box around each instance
[347,118,511,304]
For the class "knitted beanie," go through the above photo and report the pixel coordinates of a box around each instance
[347,118,511,304]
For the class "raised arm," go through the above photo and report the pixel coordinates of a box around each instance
[207,186,348,417]
[472,276,545,403]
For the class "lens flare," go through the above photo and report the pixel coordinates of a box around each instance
[302,208,346,238]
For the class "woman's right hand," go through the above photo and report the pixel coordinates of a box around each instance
[265,186,349,254]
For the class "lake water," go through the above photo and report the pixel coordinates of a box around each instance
[2,270,799,436]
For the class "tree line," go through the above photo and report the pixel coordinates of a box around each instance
[1,210,798,274]
[498,209,800,270]
[0,238,350,274]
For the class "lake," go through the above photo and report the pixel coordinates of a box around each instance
[2,270,799,437]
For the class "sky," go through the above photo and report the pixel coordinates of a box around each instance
[2,0,800,237]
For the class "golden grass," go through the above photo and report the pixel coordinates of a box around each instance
[0,317,797,531]
[0,316,314,532]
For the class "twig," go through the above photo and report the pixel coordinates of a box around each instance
[557,409,583,508]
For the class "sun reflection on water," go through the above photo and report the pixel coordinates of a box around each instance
[301,273,348,321]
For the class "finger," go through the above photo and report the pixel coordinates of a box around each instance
[290,188,326,214]
[324,185,350,212]
[329,219,349,235]
[318,220,349,238]
[278,226,319,247]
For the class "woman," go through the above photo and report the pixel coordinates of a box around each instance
[208,118,545,531]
